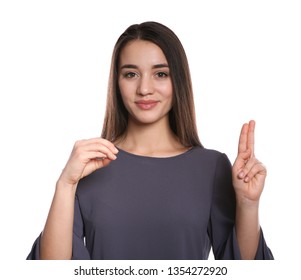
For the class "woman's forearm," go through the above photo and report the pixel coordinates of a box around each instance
[40,181,77,260]
[235,201,260,260]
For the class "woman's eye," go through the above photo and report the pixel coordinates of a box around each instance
[124,72,136,78]
[156,72,168,78]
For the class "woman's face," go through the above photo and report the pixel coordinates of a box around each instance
[118,40,173,125]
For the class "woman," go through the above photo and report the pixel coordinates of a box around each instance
[27,21,273,260]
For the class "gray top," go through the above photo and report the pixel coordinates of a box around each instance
[27,147,273,259]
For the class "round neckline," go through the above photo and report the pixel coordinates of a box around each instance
[116,146,197,160]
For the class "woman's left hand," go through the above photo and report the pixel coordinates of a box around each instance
[232,120,267,205]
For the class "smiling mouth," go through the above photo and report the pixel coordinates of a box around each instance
[135,100,159,110]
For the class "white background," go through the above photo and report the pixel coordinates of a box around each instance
[0,0,300,279]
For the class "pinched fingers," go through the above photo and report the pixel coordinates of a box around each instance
[59,138,119,186]
[73,138,118,161]
[238,158,267,183]
[85,143,117,160]
[94,138,119,154]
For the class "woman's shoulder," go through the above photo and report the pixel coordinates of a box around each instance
[188,146,231,167]
[190,146,226,159]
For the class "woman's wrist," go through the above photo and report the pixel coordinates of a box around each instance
[56,178,78,194]
[235,194,260,209]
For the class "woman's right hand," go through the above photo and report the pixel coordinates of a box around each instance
[58,138,118,188]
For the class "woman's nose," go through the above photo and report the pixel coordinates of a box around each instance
[137,76,154,96]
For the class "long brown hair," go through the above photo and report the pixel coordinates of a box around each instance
[101,21,203,148]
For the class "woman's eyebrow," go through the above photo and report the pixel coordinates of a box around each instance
[152,63,169,69]
[120,64,138,70]
[120,63,169,70]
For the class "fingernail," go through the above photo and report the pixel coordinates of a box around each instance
[244,176,249,182]
[238,171,245,178]
[114,147,119,153]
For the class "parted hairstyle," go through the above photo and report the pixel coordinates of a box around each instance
[101,21,203,148]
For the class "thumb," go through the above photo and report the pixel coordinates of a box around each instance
[92,158,112,170]
[101,158,113,168]
[81,158,113,179]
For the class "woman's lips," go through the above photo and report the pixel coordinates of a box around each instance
[135,100,159,110]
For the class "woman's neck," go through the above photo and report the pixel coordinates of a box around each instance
[116,117,188,157]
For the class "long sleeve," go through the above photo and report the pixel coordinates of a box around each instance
[27,148,273,260]
[71,195,91,259]
[26,233,42,260]
[207,153,274,260]
[26,195,90,260]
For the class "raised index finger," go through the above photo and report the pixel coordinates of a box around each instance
[247,120,255,157]
[238,121,249,154]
